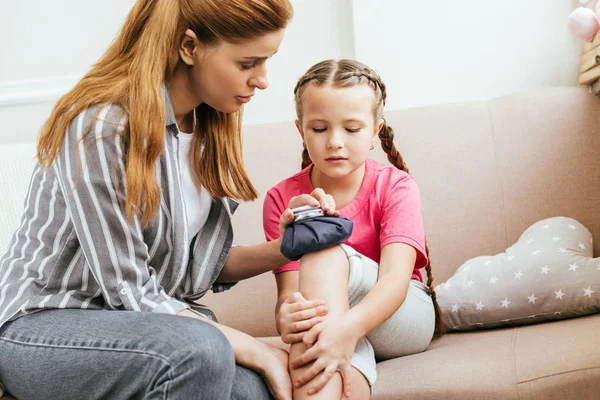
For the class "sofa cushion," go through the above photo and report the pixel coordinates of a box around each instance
[0,143,37,254]
[435,217,600,331]
[373,313,600,400]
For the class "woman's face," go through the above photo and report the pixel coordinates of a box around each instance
[179,29,285,113]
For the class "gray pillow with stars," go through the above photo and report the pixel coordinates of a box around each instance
[435,216,600,331]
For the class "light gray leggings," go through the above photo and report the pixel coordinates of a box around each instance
[341,244,436,387]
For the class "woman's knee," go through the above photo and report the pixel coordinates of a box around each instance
[175,318,234,364]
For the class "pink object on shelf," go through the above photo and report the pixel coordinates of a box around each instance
[567,7,600,42]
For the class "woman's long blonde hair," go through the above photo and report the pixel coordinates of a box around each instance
[294,59,446,337]
[37,0,293,226]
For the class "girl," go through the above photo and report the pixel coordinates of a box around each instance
[0,1,328,399]
[263,60,445,399]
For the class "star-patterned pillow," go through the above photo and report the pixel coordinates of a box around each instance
[435,216,600,331]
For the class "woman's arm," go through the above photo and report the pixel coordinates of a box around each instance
[215,239,288,282]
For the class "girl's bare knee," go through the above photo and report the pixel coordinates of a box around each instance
[299,245,348,273]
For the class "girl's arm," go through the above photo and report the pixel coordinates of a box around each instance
[342,242,415,337]
[215,239,289,282]
[301,243,415,346]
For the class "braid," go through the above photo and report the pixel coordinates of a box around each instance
[378,122,409,173]
[301,143,312,170]
[353,68,384,101]
[424,243,446,337]
[294,74,315,96]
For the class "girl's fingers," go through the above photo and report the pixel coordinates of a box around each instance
[291,305,328,321]
[290,316,324,333]
[285,292,305,304]
[288,194,320,209]
[340,364,353,398]
[288,298,326,313]
[290,344,320,369]
[282,332,305,344]
[302,322,324,348]
[294,359,327,388]
[309,189,336,214]
[307,364,338,395]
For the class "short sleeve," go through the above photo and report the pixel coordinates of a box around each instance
[379,175,428,269]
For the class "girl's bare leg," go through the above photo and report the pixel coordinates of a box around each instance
[291,246,371,400]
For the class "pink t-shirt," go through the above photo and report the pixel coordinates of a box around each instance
[263,158,428,282]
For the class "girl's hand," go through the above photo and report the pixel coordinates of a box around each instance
[278,292,328,344]
[290,314,360,398]
[278,188,340,237]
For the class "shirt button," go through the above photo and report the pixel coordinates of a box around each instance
[120,288,128,295]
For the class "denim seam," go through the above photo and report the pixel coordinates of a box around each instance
[163,367,174,400]
[0,337,175,368]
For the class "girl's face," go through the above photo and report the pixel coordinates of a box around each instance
[297,84,383,181]
[179,29,285,113]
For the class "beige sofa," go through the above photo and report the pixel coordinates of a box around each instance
[0,87,598,399]
[202,86,600,399]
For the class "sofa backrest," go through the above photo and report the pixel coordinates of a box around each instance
[0,143,37,255]
[2,87,599,338]
[202,86,600,337]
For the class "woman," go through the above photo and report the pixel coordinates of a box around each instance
[0,1,326,399]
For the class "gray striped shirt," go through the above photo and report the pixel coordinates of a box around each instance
[0,91,237,328]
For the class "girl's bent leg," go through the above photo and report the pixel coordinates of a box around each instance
[0,309,236,400]
[292,246,371,400]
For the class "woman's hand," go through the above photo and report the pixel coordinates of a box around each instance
[278,188,340,237]
[278,292,328,344]
[290,314,361,398]
[253,343,293,400]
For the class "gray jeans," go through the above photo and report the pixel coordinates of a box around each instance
[0,309,273,400]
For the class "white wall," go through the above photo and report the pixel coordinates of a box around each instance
[0,0,583,144]
[352,0,581,111]
[0,0,136,144]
